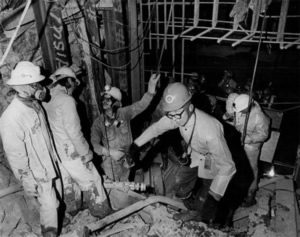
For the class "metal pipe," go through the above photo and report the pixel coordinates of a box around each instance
[217,29,234,44]
[190,27,214,41]
[87,195,187,232]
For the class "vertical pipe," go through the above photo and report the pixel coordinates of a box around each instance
[129,0,142,101]
[148,0,152,50]
[138,0,145,95]
[180,38,185,83]
[156,0,160,50]
[212,0,219,28]
[172,3,175,78]
[277,0,290,49]
[164,0,167,49]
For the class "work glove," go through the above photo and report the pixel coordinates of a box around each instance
[109,149,125,161]
[22,181,40,197]
[201,191,221,224]
[125,143,140,168]
[178,152,191,166]
[101,147,110,157]
[81,150,93,170]
[147,73,161,94]
[229,0,250,23]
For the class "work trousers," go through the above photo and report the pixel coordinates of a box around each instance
[58,159,107,214]
[37,180,60,235]
[101,156,129,181]
[244,144,261,192]
[173,165,212,212]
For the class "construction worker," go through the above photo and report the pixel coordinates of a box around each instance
[43,66,111,219]
[230,94,271,207]
[128,82,236,223]
[0,61,61,237]
[90,73,160,182]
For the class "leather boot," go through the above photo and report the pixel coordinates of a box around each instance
[241,189,257,208]
[62,213,72,228]
[89,199,114,219]
[173,210,201,222]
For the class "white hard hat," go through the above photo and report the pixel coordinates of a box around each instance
[102,85,122,101]
[50,66,80,85]
[7,61,45,85]
[233,94,250,112]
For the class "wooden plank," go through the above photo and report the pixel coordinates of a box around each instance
[84,2,105,104]
[32,1,68,71]
[113,0,128,93]
[103,9,119,87]
[48,3,71,69]
[77,16,100,120]
[275,177,297,237]
[129,0,142,102]
[138,0,145,95]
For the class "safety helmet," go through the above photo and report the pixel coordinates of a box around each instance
[162,82,192,112]
[102,85,122,101]
[233,94,250,112]
[190,72,199,80]
[7,61,45,86]
[50,66,80,85]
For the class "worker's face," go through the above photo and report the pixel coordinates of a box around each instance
[166,103,192,126]
[102,94,113,110]
[14,83,47,101]
[66,78,79,96]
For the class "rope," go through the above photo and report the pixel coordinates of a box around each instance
[241,9,268,145]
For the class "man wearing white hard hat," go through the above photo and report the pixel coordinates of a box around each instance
[43,66,112,219]
[0,61,62,237]
[231,94,270,207]
[90,74,160,184]
[128,82,236,224]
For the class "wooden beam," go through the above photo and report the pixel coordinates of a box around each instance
[112,0,129,94]
[33,1,71,72]
[129,0,142,101]
[84,2,105,104]
[77,15,100,120]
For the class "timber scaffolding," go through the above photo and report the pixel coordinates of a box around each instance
[138,0,300,79]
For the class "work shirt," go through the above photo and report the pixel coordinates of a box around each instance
[43,86,91,161]
[0,96,58,186]
[234,104,270,148]
[134,108,236,197]
[91,92,154,155]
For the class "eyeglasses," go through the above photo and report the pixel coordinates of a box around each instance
[166,108,186,120]
[102,96,112,103]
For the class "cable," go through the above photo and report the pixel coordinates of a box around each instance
[241,8,268,145]
[63,3,155,70]
[155,0,174,74]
